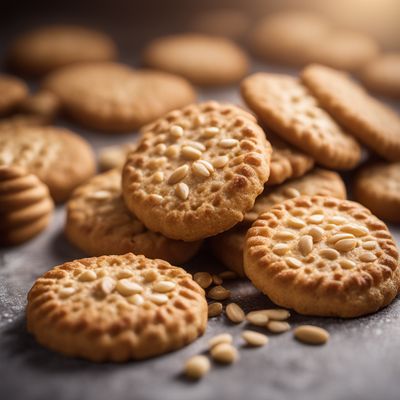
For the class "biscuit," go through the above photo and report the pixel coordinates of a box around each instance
[18,90,60,122]
[8,25,117,75]
[360,52,400,98]
[0,74,28,115]
[66,169,202,263]
[0,165,54,245]
[354,162,400,223]
[27,253,208,361]
[98,143,137,171]
[301,64,400,162]
[0,126,96,202]
[142,34,249,86]
[241,72,362,169]
[122,101,271,241]
[0,114,48,131]
[211,168,346,275]
[244,195,400,318]
[267,133,314,186]
[44,62,196,132]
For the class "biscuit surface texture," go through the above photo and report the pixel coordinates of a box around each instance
[27,253,208,361]
[44,62,196,132]
[301,64,400,162]
[143,34,248,86]
[212,169,346,275]
[122,101,271,241]
[244,195,400,317]
[0,126,95,202]
[66,169,202,263]
[0,165,54,245]
[241,73,361,169]
[354,162,400,223]
[8,25,117,75]
[0,74,28,115]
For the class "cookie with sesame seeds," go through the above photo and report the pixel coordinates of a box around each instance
[244,195,400,317]
[241,72,362,170]
[142,34,249,86]
[211,168,346,276]
[27,253,208,361]
[0,126,95,202]
[8,25,117,75]
[354,162,400,224]
[66,169,202,263]
[122,101,271,241]
[43,62,196,132]
[301,64,400,162]
[0,74,28,115]
[267,133,314,186]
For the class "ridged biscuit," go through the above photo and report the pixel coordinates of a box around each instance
[0,126,95,202]
[8,25,117,75]
[27,253,207,361]
[354,162,400,223]
[44,62,196,132]
[66,169,202,264]
[301,64,400,162]
[241,73,361,169]
[211,169,346,275]
[143,34,249,86]
[0,74,28,115]
[0,165,54,245]
[122,101,271,241]
[244,195,400,317]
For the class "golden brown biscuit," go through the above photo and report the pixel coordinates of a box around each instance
[360,53,400,98]
[18,90,60,122]
[354,162,400,223]
[302,64,400,162]
[8,25,117,75]
[211,168,346,275]
[66,169,202,263]
[0,126,95,202]
[241,72,362,170]
[0,114,48,131]
[98,143,137,171]
[0,74,28,115]
[0,165,54,245]
[44,62,196,132]
[122,101,271,241]
[267,133,314,186]
[244,195,400,317]
[27,253,208,361]
[143,34,249,86]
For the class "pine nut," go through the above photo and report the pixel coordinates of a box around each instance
[362,241,377,250]
[340,259,356,269]
[263,309,290,321]
[153,280,176,293]
[319,248,339,260]
[208,302,223,317]
[208,333,232,348]
[168,165,189,184]
[246,311,269,326]
[308,214,324,224]
[286,257,303,269]
[210,343,238,364]
[267,321,291,333]
[213,156,229,168]
[242,330,268,347]
[194,272,213,289]
[219,138,239,148]
[176,182,189,200]
[152,171,164,183]
[165,144,179,158]
[99,277,116,295]
[328,233,355,244]
[272,243,290,255]
[294,325,329,345]
[184,355,210,379]
[226,303,245,323]
[181,145,202,160]
[340,224,369,237]
[274,230,296,240]
[308,226,324,242]
[116,279,143,296]
[298,235,313,256]
[59,287,75,298]
[170,125,184,138]
[203,126,219,137]
[287,217,306,229]
[334,238,357,252]
[359,252,377,262]
[192,161,211,177]
[207,285,230,300]
[78,270,97,282]
[197,159,214,173]
[127,294,144,305]
[148,293,169,305]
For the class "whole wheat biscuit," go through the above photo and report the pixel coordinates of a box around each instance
[244,195,400,318]
[301,64,400,162]
[0,126,95,202]
[354,162,400,223]
[0,165,54,245]
[267,133,314,186]
[241,73,362,170]
[8,25,117,75]
[44,62,196,132]
[250,11,331,66]
[211,168,346,275]
[18,90,60,122]
[142,34,249,86]
[66,169,202,263]
[0,74,28,115]
[27,253,207,361]
[98,143,137,171]
[360,53,400,98]
[122,101,271,241]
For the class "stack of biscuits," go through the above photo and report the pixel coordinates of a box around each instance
[1,18,399,365]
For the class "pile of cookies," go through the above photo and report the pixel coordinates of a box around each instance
[1,20,399,374]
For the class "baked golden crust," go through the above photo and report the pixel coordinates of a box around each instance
[244,196,400,318]
[27,253,208,362]
[122,101,271,241]
[66,169,202,263]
